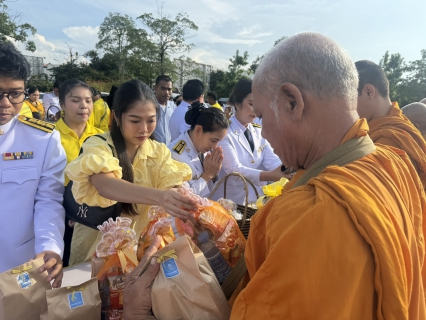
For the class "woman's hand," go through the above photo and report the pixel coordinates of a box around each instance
[158,188,197,220]
[201,147,223,182]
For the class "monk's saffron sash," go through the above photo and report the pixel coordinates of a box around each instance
[292,135,376,189]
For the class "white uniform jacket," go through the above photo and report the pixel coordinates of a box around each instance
[0,116,66,272]
[168,131,212,197]
[212,115,281,204]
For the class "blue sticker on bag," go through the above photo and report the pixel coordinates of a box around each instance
[161,258,180,278]
[17,272,32,289]
[68,291,84,309]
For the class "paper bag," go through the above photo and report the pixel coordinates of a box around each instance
[40,278,101,320]
[0,258,51,320]
[145,236,231,320]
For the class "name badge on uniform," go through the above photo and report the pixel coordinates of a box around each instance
[3,151,34,160]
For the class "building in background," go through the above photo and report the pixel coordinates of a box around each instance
[23,55,44,76]
[174,58,213,91]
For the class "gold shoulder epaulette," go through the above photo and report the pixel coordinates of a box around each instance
[252,123,262,128]
[18,115,55,133]
[173,140,186,154]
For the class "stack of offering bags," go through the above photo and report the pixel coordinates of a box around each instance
[0,258,51,320]
[141,236,231,320]
[92,217,139,318]
[137,183,246,270]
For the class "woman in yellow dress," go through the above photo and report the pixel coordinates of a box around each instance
[65,79,194,265]
[55,79,104,266]
[23,87,45,119]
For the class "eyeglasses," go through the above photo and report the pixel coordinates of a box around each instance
[0,91,27,104]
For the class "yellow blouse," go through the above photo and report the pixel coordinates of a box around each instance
[22,99,45,119]
[88,99,110,132]
[55,118,104,186]
[65,132,192,265]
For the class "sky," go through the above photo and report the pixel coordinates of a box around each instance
[7,0,426,70]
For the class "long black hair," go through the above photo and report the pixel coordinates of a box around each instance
[110,79,158,215]
[185,102,229,132]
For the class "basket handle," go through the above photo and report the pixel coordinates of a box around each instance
[209,172,259,227]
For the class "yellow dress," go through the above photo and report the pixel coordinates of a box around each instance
[88,99,110,132]
[65,132,192,265]
[55,118,104,186]
[19,103,33,118]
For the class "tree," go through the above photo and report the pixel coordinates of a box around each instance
[213,50,250,98]
[0,0,36,51]
[138,2,198,75]
[173,56,206,90]
[379,51,406,101]
[96,13,149,80]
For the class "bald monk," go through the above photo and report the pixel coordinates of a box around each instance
[355,60,426,186]
[123,33,426,319]
[402,102,426,139]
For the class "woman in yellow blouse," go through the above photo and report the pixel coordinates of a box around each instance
[65,80,194,265]
[55,79,104,266]
[23,87,45,119]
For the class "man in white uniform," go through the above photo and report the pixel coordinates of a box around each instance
[169,79,205,141]
[152,75,176,145]
[0,42,66,288]
[42,80,60,120]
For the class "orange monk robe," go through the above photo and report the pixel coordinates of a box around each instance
[368,101,426,187]
[230,119,426,320]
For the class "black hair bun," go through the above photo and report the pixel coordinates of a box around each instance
[185,102,204,125]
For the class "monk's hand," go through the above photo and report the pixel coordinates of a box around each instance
[35,251,63,288]
[159,188,197,220]
[124,236,161,320]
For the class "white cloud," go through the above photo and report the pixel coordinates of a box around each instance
[187,48,230,70]
[62,26,99,47]
[237,25,272,39]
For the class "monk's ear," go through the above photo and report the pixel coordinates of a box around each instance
[279,82,304,122]
[363,84,376,100]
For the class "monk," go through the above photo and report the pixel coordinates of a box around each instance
[402,102,426,139]
[355,60,426,186]
[420,98,426,104]
[123,33,426,319]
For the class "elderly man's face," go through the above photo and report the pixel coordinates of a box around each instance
[252,84,294,167]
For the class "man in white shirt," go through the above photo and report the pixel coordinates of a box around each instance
[169,79,205,141]
[0,42,66,288]
[42,80,60,121]
[153,75,176,145]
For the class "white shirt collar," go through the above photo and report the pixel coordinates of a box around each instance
[183,130,199,156]
[0,116,16,136]
[231,115,249,132]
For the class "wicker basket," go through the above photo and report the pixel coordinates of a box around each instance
[209,172,259,239]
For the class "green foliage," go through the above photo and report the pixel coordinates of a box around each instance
[210,50,250,98]
[96,13,150,80]
[0,0,36,51]
[138,4,198,75]
[379,50,426,106]
[26,74,51,92]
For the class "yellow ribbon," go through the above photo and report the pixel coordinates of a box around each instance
[157,249,178,263]
[67,285,87,302]
[11,265,32,274]
[117,247,139,272]
[256,177,289,209]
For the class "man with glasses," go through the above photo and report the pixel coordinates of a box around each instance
[0,42,66,288]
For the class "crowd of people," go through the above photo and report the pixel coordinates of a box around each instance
[2,30,426,319]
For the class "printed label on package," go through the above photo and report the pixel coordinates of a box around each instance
[16,272,32,289]
[68,292,84,309]
[161,258,180,278]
